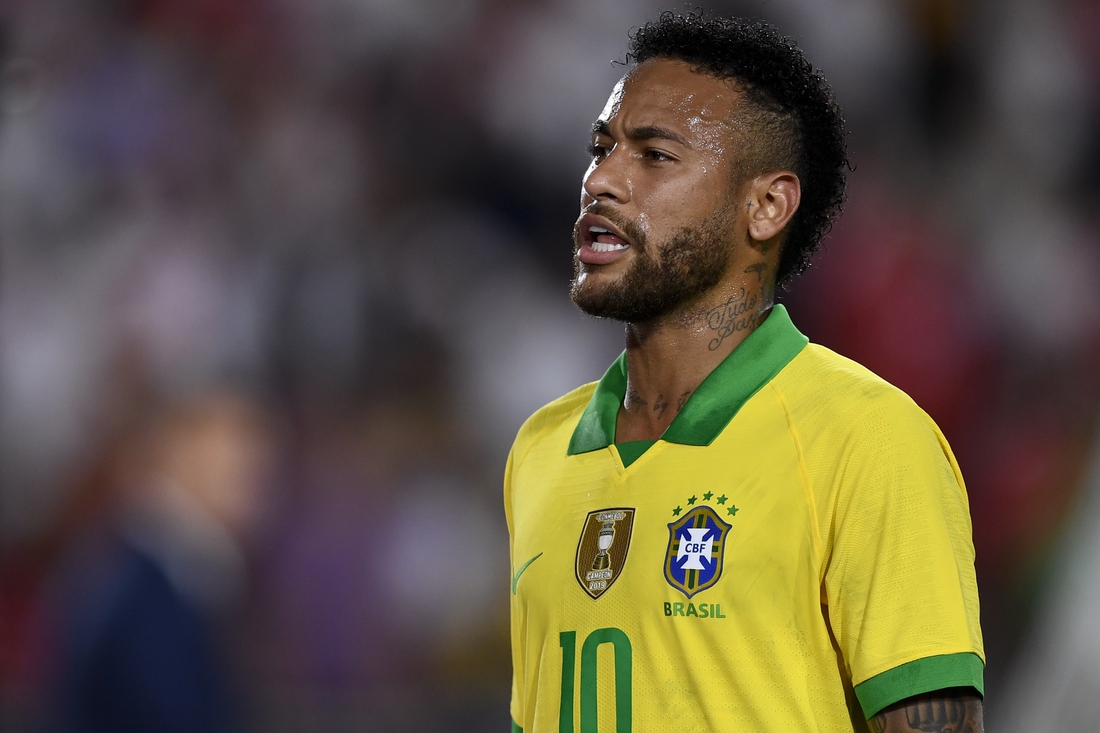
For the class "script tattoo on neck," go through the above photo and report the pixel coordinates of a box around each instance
[653,394,669,419]
[676,390,691,412]
[744,263,768,282]
[705,288,764,352]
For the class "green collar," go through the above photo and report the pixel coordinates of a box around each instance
[567,304,808,454]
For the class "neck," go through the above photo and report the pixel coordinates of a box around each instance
[615,278,773,443]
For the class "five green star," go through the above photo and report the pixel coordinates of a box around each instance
[672,494,737,517]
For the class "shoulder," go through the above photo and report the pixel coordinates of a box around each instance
[774,343,933,432]
[771,343,954,478]
[510,381,597,459]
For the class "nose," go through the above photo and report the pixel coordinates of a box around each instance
[582,150,630,204]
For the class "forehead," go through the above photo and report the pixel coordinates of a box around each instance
[598,58,742,137]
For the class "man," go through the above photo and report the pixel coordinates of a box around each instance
[57,392,273,733]
[504,13,984,733]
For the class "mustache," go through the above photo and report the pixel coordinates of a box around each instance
[573,204,648,252]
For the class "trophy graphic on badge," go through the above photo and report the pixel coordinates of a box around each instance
[576,508,635,599]
[592,519,616,570]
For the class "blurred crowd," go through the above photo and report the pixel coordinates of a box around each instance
[0,0,1098,731]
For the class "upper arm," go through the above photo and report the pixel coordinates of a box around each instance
[869,689,983,733]
[504,444,525,729]
[821,391,984,716]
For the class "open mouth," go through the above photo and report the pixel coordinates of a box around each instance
[578,213,632,261]
[587,225,630,252]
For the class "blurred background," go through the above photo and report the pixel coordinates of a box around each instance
[0,0,1098,731]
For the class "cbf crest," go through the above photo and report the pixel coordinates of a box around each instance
[664,498,734,598]
[575,508,635,599]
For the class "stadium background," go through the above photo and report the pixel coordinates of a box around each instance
[1,0,1098,730]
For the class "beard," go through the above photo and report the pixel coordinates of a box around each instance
[569,205,736,323]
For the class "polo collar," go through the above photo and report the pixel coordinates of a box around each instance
[567,304,808,454]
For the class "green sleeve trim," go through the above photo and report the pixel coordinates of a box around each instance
[616,440,655,467]
[511,719,522,733]
[854,652,984,718]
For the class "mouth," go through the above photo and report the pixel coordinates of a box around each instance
[577,213,632,265]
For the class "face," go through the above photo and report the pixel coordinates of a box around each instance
[158,396,275,538]
[570,58,747,323]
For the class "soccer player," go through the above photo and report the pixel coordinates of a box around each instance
[504,13,984,733]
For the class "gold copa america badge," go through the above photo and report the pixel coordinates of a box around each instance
[574,507,635,599]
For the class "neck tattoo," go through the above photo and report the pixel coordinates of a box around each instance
[704,288,765,351]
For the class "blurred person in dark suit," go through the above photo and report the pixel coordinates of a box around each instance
[53,391,274,733]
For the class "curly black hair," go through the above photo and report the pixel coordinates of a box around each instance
[628,12,849,287]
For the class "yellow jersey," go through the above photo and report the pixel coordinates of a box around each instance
[505,306,983,732]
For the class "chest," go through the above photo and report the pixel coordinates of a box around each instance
[510,422,824,628]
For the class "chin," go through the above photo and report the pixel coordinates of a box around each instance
[570,283,656,323]
[570,279,615,319]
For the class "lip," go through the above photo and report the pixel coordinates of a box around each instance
[576,213,632,266]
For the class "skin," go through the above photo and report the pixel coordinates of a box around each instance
[574,58,798,442]
[574,58,985,730]
[870,690,984,733]
[151,394,274,538]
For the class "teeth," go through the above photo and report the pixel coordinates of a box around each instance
[590,241,628,253]
[589,226,611,234]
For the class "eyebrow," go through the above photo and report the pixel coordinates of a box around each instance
[591,120,691,148]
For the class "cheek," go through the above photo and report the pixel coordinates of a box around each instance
[697,149,728,182]
[637,181,720,224]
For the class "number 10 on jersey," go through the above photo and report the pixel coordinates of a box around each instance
[559,628,632,733]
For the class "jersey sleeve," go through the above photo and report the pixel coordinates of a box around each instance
[504,443,525,732]
[821,390,984,719]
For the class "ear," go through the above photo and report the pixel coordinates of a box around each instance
[746,171,801,246]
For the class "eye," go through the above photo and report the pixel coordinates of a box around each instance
[587,141,611,160]
[644,148,673,162]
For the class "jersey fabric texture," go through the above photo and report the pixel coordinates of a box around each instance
[505,305,984,733]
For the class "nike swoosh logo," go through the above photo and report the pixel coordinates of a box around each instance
[511,552,544,595]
